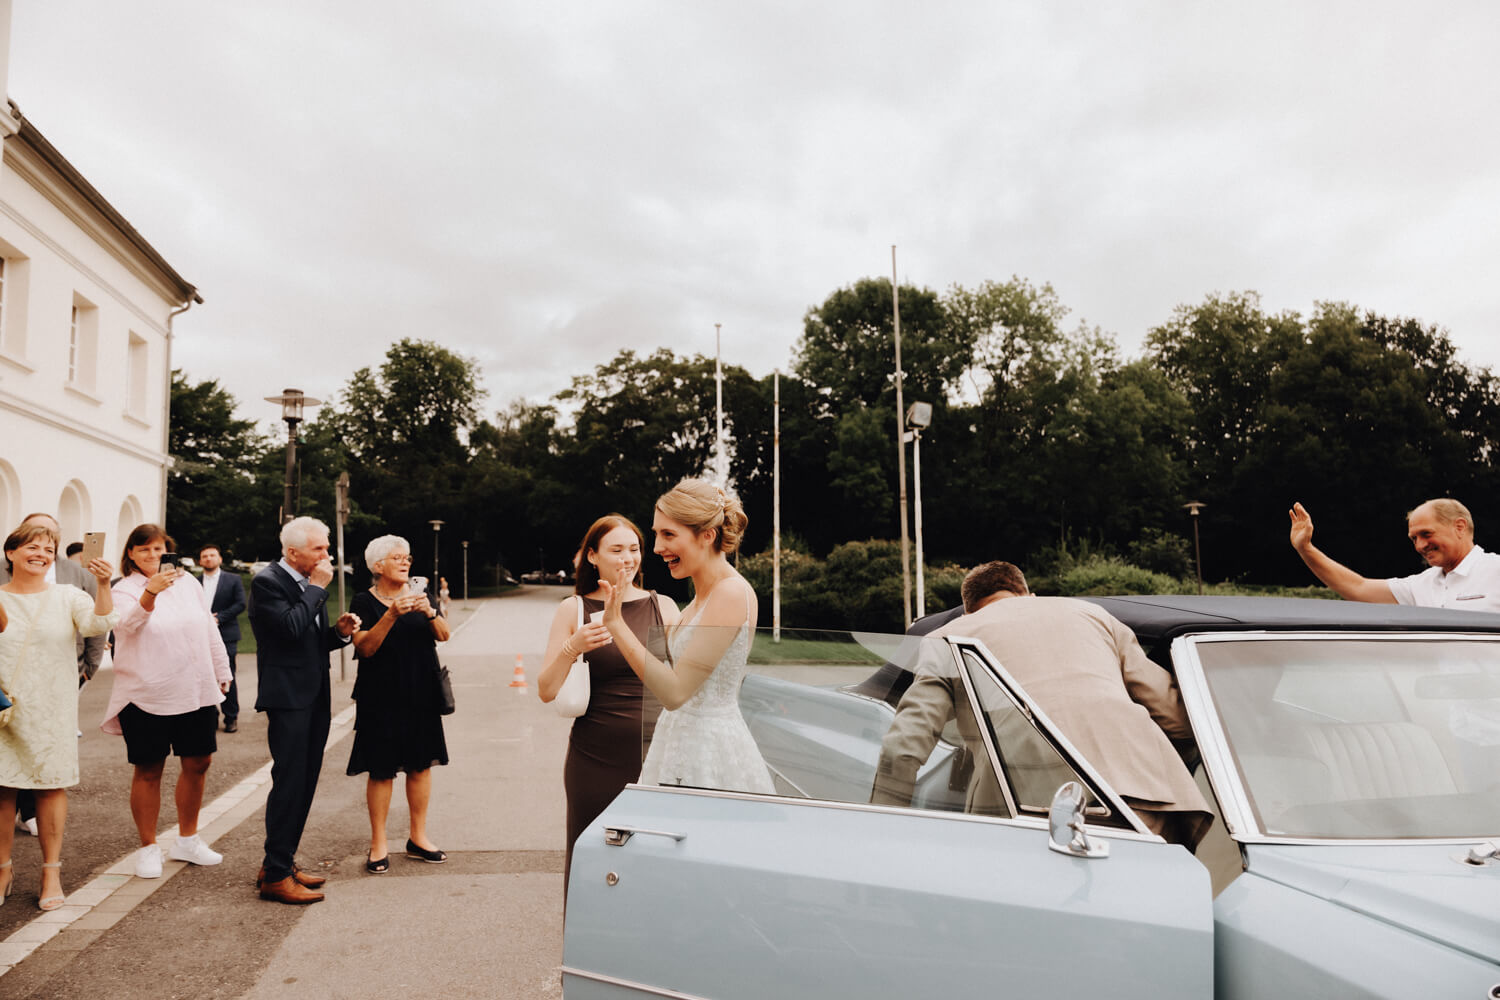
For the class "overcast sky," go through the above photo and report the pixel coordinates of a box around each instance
[11,2,1499,433]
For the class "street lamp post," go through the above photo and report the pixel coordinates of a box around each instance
[906,401,933,617]
[891,246,912,626]
[1184,501,1206,595]
[429,519,444,594]
[263,389,321,524]
[461,540,469,609]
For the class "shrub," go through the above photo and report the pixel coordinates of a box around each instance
[1051,555,1185,597]
[1126,528,1195,578]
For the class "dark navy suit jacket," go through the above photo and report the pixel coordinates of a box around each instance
[204,571,247,646]
[249,562,349,711]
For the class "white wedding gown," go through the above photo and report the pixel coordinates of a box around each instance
[637,596,774,794]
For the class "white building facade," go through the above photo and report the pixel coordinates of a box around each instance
[0,6,200,555]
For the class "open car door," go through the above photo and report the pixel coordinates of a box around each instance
[562,631,1214,1000]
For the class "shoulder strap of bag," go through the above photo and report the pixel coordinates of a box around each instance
[574,596,586,666]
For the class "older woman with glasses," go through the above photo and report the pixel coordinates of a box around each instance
[346,535,450,872]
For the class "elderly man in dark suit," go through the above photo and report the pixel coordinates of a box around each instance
[249,516,360,905]
[197,544,247,733]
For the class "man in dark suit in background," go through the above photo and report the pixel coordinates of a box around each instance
[249,516,359,905]
[197,544,247,733]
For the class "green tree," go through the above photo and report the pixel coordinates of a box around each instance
[1235,303,1496,581]
[166,370,271,558]
[1145,291,1304,490]
[793,278,966,413]
[306,339,486,583]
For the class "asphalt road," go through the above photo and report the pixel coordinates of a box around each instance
[0,586,579,999]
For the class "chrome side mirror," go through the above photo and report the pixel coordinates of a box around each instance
[1048,781,1109,859]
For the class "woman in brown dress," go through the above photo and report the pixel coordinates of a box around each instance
[539,515,677,897]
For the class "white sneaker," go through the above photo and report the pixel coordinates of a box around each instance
[168,834,223,867]
[135,843,163,879]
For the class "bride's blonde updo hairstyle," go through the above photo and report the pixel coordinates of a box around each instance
[656,477,748,555]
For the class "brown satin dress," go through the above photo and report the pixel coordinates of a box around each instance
[563,593,667,893]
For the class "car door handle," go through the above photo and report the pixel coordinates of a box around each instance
[604,826,688,846]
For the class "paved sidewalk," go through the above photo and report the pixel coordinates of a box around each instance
[0,590,578,999]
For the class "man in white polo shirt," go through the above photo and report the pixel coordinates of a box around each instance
[1288,497,1500,611]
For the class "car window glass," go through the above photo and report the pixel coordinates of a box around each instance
[630,627,1006,816]
[1194,636,1500,839]
[960,650,1098,818]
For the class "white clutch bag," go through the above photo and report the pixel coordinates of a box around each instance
[553,600,594,718]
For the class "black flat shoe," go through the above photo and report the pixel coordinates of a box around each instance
[223,718,238,733]
[405,839,447,864]
[365,854,389,874]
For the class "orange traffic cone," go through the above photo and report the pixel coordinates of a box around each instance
[509,654,527,691]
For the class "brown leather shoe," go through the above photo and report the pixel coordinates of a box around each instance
[258,875,324,905]
[256,866,327,889]
[292,866,326,889]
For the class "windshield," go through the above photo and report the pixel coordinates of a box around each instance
[1195,635,1500,839]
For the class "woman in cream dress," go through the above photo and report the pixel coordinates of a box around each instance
[0,522,116,909]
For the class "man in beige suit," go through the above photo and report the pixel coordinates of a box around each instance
[872,561,1213,849]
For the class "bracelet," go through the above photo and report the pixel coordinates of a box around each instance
[427,613,438,621]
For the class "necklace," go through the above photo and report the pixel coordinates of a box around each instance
[372,583,404,602]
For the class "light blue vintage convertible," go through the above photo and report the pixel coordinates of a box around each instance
[562,597,1500,999]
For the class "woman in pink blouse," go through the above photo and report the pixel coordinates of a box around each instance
[103,525,232,880]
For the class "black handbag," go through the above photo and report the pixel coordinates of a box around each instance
[435,663,455,715]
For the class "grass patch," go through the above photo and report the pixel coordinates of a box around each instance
[750,631,888,666]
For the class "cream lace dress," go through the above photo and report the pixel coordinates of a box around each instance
[0,586,117,788]
[637,593,774,794]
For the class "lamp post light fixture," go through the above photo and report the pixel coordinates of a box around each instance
[428,519,445,594]
[1184,501,1207,595]
[264,388,321,524]
[906,401,933,617]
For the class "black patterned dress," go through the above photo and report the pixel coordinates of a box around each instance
[345,590,449,779]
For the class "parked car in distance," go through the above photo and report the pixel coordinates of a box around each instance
[520,569,570,585]
[562,597,1500,999]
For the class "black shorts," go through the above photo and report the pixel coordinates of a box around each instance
[118,703,219,764]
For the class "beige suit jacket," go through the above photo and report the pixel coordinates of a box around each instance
[874,596,1212,845]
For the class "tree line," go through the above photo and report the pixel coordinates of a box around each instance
[167,277,1500,620]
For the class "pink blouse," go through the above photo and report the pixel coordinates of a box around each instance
[101,572,232,734]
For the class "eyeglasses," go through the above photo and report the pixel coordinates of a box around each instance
[387,554,413,563]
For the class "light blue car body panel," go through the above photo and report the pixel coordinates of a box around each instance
[1216,845,1500,999]
[564,788,1214,999]
[562,622,1500,998]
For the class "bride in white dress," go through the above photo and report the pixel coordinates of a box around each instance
[600,478,773,794]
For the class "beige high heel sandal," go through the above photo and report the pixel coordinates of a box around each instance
[38,860,63,911]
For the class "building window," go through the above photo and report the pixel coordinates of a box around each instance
[126,331,149,418]
[68,293,98,391]
[0,246,31,361]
